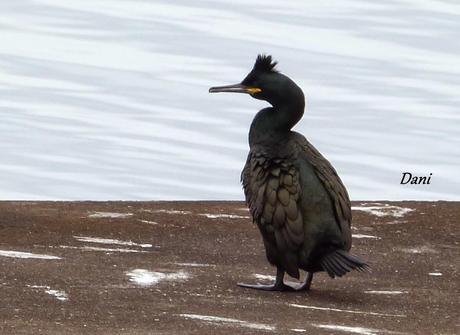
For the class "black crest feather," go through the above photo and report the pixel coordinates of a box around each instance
[253,54,278,73]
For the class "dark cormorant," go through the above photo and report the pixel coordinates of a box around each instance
[209,55,368,291]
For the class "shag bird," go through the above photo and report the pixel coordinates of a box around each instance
[209,55,368,291]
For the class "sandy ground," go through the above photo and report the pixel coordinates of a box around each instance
[0,201,458,335]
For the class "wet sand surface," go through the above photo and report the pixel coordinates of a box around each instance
[0,201,458,334]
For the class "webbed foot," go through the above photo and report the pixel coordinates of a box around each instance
[237,282,295,291]
[297,272,313,291]
[237,267,297,292]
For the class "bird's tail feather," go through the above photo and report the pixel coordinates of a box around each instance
[320,249,370,278]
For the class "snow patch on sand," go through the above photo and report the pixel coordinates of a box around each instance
[127,269,189,286]
[45,289,68,301]
[399,246,437,254]
[175,262,214,267]
[254,274,276,281]
[352,234,381,239]
[59,245,146,253]
[0,250,61,260]
[384,220,408,225]
[28,285,68,301]
[179,314,275,331]
[87,211,133,218]
[199,213,251,219]
[312,324,382,335]
[148,209,192,215]
[74,236,152,248]
[139,219,159,225]
[290,304,405,318]
[352,205,413,218]
[365,290,408,295]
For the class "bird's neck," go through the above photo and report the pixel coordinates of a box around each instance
[249,97,305,148]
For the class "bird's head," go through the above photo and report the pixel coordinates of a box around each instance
[209,54,303,108]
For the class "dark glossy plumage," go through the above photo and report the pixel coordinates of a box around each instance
[241,132,354,279]
[210,55,368,291]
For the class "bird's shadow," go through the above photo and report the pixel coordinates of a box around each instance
[299,288,365,306]
[236,281,367,306]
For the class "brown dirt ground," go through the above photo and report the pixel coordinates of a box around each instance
[0,201,458,334]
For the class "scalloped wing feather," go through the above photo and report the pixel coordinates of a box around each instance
[242,152,303,278]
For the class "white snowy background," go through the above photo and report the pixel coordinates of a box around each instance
[0,0,459,200]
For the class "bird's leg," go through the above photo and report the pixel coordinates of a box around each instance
[298,272,313,291]
[237,267,295,291]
